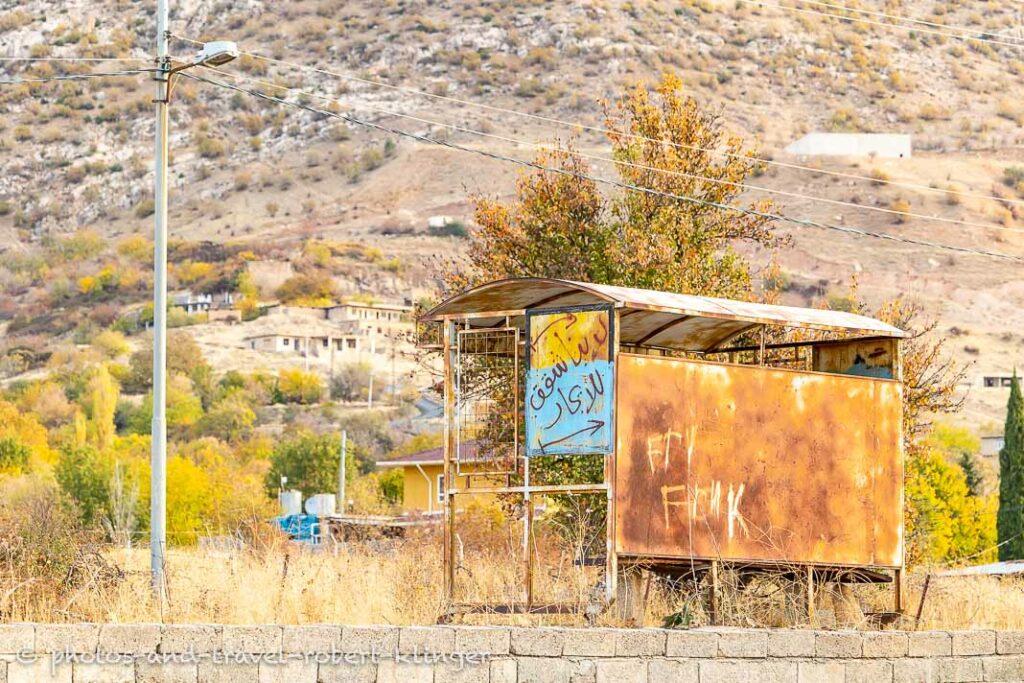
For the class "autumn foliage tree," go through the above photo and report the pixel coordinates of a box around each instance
[449,73,781,298]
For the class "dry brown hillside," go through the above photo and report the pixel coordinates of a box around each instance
[2,0,1024,427]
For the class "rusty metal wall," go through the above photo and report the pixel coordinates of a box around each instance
[614,354,903,568]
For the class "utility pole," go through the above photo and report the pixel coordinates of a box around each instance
[150,0,170,602]
[368,367,374,410]
[390,333,396,405]
[148,5,237,600]
[338,430,347,514]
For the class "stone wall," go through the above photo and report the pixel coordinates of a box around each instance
[1,623,1023,682]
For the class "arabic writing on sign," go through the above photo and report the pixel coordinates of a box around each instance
[525,308,613,456]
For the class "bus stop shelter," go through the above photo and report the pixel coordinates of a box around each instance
[421,277,907,618]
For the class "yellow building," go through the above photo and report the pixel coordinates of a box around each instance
[377,443,503,515]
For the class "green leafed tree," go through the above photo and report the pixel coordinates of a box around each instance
[265,431,354,500]
[998,371,1024,560]
[55,445,112,527]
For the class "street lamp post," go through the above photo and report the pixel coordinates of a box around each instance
[150,1,237,599]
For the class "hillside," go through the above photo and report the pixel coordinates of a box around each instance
[2,0,1024,429]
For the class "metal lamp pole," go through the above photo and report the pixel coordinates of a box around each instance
[150,2,237,598]
[150,0,170,600]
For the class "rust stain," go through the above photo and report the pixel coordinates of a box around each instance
[614,354,903,568]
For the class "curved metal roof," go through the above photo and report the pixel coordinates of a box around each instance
[422,278,906,352]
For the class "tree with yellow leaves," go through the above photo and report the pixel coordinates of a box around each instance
[449,72,782,299]
[86,364,119,451]
[0,398,55,472]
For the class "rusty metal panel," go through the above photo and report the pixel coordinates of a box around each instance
[614,354,903,568]
[813,338,896,379]
[525,306,614,456]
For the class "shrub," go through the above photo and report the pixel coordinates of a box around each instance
[195,134,226,158]
[234,171,252,191]
[275,273,338,306]
[0,478,81,586]
[1003,166,1024,188]
[117,235,151,261]
[55,445,112,527]
[868,168,890,186]
[330,362,375,402]
[92,329,130,357]
[134,198,155,218]
[891,198,911,223]
[427,220,469,237]
[0,437,30,475]
[275,368,323,404]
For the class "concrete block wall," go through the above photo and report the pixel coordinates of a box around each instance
[1,624,1024,682]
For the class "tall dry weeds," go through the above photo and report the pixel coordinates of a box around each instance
[2,482,1022,628]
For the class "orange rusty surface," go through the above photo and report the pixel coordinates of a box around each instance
[614,354,904,568]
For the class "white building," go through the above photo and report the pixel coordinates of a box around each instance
[172,291,235,316]
[323,301,413,337]
[785,133,912,159]
[981,435,1005,458]
[244,323,368,358]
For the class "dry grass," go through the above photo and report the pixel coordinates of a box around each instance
[2,485,1020,629]
[4,523,1024,630]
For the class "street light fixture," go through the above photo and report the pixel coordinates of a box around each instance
[151,0,237,601]
[190,41,239,69]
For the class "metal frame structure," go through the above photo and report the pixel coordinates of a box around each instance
[425,278,909,619]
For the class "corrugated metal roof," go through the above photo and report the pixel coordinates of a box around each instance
[421,278,906,352]
[377,443,479,467]
[935,560,1024,577]
[376,446,444,467]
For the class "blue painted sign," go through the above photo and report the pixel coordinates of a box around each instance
[525,307,614,456]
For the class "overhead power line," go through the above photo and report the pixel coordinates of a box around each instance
[198,65,1024,237]
[0,69,154,84]
[172,33,1024,209]
[0,56,149,63]
[733,0,1024,50]
[181,70,1024,265]
[788,0,998,36]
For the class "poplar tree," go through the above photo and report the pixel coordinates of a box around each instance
[998,371,1024,561]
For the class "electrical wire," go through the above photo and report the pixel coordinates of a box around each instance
[0,69,154,84]
[197,65,1024,237]
[733,0,1024,49]
[172,33,1024,209]
[0,56,149,63]
[787,0,1002,36]
[181,70,1024,264]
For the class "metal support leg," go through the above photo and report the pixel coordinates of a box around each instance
[710,561,720,625]
[914,573,931,628]
[807,566,816,625]
[894,567,905,614]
